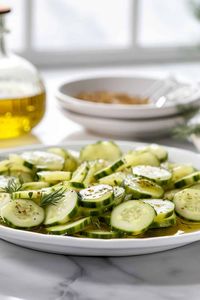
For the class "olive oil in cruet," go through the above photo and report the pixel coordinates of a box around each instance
[0,6,46,139]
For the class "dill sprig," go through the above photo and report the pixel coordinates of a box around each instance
[40,188,66,207]
[173,123,200,139]
[2,178,22,193]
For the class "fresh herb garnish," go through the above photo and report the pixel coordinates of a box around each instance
[173,123,200,139]
[2,178,22,193]
[40,188,66,207]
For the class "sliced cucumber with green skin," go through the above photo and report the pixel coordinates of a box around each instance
[150,212,176,229]
[83,229,120,239]
[83,160,106,186]
[80,141,121,162]
[12,190,44,200]
[122,151,160,169]
[21,151,64,171]
[171,164,195,183]
[48,148,78,172]
[174,171,200,188]
[137,144,168,162]
[113,186,125,206]
[44,190,78,226]
[123,176,164,199]
[142,199,174,221]
[111,200,156,234]
[51,181,86,192]
[79,206,110,217]
[1,199,45,228]
[21,181,50,190]
[164,188,182,201]
[95,151,159,179]
[71,162,89,183]
[79,184,114,208]
[174,189,200,221]
[46,217,91,235]
[99,213,111,225]
[94,159,124,180]
[99,172,126,186]
[0,193,11,214]
[37,171,72,183]
[132,165,172,185]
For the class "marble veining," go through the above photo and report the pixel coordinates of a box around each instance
[1,239,200,300]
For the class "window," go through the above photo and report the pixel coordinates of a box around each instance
[1,0,200,66]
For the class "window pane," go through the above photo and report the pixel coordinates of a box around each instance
[33,0,132,50]
[0,0,25,51]
[138,0,200,47]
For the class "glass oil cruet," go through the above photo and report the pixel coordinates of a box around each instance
[0,6,46,139]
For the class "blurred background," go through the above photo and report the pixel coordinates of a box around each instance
[4,0,200,67]
[1,0,200,149]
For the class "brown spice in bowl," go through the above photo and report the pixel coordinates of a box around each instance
[76,91,149,105]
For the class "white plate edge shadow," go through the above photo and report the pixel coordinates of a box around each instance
[1,140,200,256]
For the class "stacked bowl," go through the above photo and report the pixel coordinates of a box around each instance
[56,76,200,138]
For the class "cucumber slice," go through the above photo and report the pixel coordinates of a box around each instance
[48,148,78,172]
[143,199,174,221]
[83,160,106,186]
[0,193,11,214]
[79,206,110,217]
[44,190,78,226]
[1,199,45,228]
[113,186,125,206]
[79,184,114,208]
[37,171,71,183]
[99,213,111,225]
[137,144,168,162]
[94,159,124,180]
[150,212,176,228]
[111,200,156,234]
[12,190,44,200]
[80,141,121,162]
[21,151,64,171]
[132,165,172,185]
[123,151,160,168]
[164,188,182,201]
[123,176,164,199]
[171,164,195,183]
[174,189,200,221]
[174,171,200,188]
[46,217,91,235]
[99,172,126,186]
[95,151,159,179]
[71,162,89,183]
[83,229,120,239]
[21,181,50,190]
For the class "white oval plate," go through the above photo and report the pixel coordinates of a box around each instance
[61,108,185,138]
[0,140,200,256]
[56,76,200,120]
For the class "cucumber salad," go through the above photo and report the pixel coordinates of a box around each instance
[0,141,200,239]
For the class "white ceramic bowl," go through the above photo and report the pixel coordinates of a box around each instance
[61,108,185,138]
[56,76,200,120]
[1,141,200,256]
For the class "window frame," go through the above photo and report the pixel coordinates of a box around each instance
[19,0,200,67]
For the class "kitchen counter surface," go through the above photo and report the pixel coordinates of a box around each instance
[1,63,200,300]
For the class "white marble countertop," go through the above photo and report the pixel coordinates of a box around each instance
[1,63,200,300]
